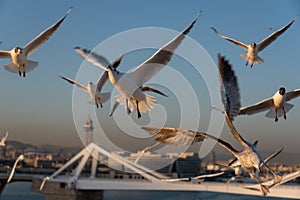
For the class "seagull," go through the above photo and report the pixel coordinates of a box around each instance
[75,12,200,118]
[0,7,72,77]
[211,16,297,67]
[161,171,224,183]
[74,47,168,114]
[59,76,111,108]
[142,55,283,196]
[0,131,9,146]
[7,152,47,183]
[239,87,300,122]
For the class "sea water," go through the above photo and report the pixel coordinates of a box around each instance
[0,182,295,200]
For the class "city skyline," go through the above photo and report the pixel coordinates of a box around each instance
[0,0,300,165]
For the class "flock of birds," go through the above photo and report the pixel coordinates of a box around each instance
[0,7,299,196]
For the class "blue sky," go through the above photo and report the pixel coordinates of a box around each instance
[0,1,300,160]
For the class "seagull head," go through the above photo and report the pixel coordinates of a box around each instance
[14,47,23,54]
[279,87,286,95]
[88,81,93,86]
[250,42,257,48]
[250,154,261,173]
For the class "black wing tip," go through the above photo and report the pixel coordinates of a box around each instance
[211,27,218,33]
[182,11,201,35]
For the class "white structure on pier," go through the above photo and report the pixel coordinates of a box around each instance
[36,143,300,199]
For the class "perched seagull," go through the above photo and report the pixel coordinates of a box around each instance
[161,171,224,183]
[75,12,200,118]
[59,76,111,108]
[211,16,297,67]
[0,7,72,77]
[239,87,300,122]
[74,47,168,115]
[7,152,47,183]
[142,55,283,196]
[0,131,9,146]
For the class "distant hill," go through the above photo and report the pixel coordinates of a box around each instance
[6,140,37,150]
[6,140,81,154]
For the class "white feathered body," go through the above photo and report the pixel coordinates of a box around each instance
[86,82,110,105]
[240,45,263,66]
[109,70,156,113]
[266,91,294,118]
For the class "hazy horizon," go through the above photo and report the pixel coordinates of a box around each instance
[0,1,300,165]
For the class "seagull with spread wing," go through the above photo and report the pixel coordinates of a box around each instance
[239,87,300,122]
[0,7,72,77]
[75,12,200,118]
[74,47,168,115]
[142,55,283,196]
[211,16,297,67]
[161,171,224,183]
[59,75,111,108]
[0,131,9,146]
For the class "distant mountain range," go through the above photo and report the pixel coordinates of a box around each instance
[5,140,299,165]
[6,140,81,154]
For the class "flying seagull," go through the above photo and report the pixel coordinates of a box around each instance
[74,47,168,115]
[59,76,111,108]
[0,131,9,146]
[161,171,224,183]
[239,87,300,122]
[211,16,297,67]
[75,12,200,118]
[0,7,72,77]
[142,55,283,196]
[7,152,48,183]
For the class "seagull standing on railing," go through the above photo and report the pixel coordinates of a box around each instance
[211,16,297,67]
[75,12,200,118]
[0,7,72,77]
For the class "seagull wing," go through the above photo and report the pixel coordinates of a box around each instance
[193,171,224,179]
[59,76,87,91]
[162,178,189,182]
[285,89,300,101]
[239,98,273,115]
[0,50,11,58]
[211,27,248,51]
[141,86,168,97]
[74,47,110,71]
[24,7,72,56]
[258,16,297,52]
[0,131,9,144]
[262,147,284,167]
[96,71,109,93]
[129,12,200,86]
[225,113,249,148]
[142,126,238,155]
[218,54,241,120]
